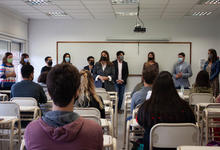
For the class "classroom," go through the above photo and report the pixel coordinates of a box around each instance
[0,0,220,150]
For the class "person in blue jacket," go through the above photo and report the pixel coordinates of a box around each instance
[204,49,219,97]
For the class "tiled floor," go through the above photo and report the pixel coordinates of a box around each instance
[117,113,125,149]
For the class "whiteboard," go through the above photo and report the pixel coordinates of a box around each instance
[57,42,191,75]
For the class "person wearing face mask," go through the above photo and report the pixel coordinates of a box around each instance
[143,52,159,74]
[112,51,129,112]
[41,56,53,73]
[84,56,95,74]
[131,52,159,97]
[11,64,47,106]
[0,52,16,90]
[172,52,192,89]
[62,53,71,64]
[16,53,30,82]
[93,50,115,91]
[203,49,219,97]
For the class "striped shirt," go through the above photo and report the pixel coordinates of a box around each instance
[0,64,16,88]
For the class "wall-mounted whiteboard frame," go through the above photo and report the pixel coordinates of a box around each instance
[56,41,192,76]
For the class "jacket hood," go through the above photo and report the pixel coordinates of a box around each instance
[39,111,84,142]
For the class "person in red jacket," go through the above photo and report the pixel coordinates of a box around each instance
[25,63,103,150]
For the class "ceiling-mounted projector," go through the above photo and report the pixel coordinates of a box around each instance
[133,4,146,33]
[134,24,146,33]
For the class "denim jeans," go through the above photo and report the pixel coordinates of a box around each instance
[115,83,125,110]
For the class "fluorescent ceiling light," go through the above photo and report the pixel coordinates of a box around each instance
[115,12,137,16]
[192,11,212,16]
[112,0,139,5]
[198,0,220,5]
[25,0,50,6]
[48,11,67,17]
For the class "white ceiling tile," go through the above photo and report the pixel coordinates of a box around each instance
[162,15,183,19]
[113,4,137,9]
[140,4,166,9]
[140,0,168,5]
[0,1,26,5]
[52,1,82,5]
[168,0,199,5]
[0,0,219,20]
[59,5,85,9]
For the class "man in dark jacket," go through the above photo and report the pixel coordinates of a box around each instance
[113,51,129,112]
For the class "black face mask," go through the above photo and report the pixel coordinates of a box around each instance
[101,56,107,61]
[48,60,53,66]
[148,57,154,61]
[89,61,94,66]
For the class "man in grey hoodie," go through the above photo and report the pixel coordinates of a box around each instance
[24,63,103,150]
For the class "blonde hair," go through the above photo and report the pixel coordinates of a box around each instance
[78,70,104,109]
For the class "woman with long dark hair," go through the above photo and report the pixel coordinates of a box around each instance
[191,70,212,94]
[0,52,16,90]
[16,53,30,82]
[62,53,71,64]
[137,71,195,150]
[204,49,219,97]
[93,50,115,91]
[143,51,159,74]
[75,70,105,118]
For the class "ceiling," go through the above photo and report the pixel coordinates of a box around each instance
[0,0,220,20]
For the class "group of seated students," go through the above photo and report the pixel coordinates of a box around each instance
[0,47,219,150]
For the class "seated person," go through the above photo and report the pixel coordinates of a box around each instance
[137,71,195,150]
[24,63,103,150]
[131,64,158,113]
[75,70,105,118]
[38,71,49,96]
[190,70,212,94]
[11,65,47,105]
[131,80,144,97]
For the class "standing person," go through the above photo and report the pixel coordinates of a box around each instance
[16,53,30,82]
[137,71,195,150]
[24,64,103,150]
[112,51,129,112]
[204,49,219,97]
[93,50,115,91]
[143,51,159,74]
[172,52,192,89]
[0,52,16,90]
[75,70,105,118]
[41,56,53,73]
[84,56,95,74]
[62,53,71,64]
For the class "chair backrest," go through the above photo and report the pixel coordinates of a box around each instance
[150,123,199,150]
[74,107,101,118]
[189,93,214,105]
[206,103,220,109]
[74,107,101,125]
[96,91,110,100]
[11,97,38,106]
[0,102,20,118]
[95,88,106,92]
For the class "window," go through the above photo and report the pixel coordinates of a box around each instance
[0,40,9,62]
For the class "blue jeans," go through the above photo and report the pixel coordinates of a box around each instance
[115,83,125,110]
